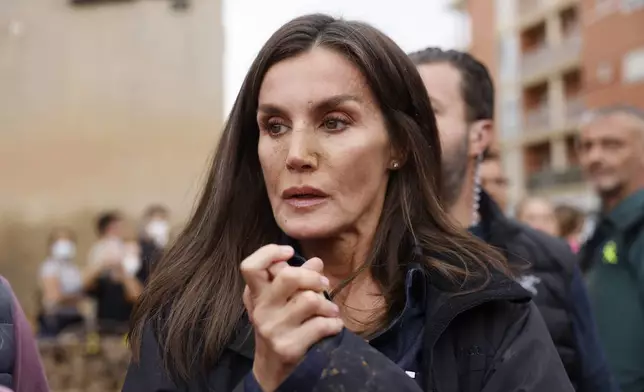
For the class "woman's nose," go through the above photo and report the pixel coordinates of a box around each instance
[285,129,318,172]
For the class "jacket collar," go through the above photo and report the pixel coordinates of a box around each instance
[421,272,529,352]
[478,191,522,252]
[602,188,644,232]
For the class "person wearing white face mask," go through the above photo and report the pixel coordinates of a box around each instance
[138,205,171,284]
[38,228,85,336]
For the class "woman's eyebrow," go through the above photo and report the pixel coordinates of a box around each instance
[257,94,362,116]
[257,103,285,116]
[314,94,362,113]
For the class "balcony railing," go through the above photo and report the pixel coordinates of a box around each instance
[519,0,546,17]
[526,166,584,190]
[524,103,550,132]
[521,44,550,81]
[521,28,582,82]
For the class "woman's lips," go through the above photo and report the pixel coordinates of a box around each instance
[284,196,327,208]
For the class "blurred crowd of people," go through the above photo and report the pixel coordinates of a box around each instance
[37,205,171,338]
[480,154,590,253]
[3,206,175,391]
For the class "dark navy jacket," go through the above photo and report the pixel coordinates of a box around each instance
[123,252,574,392]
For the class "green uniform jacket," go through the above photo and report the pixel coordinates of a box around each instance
[580,189,644,392]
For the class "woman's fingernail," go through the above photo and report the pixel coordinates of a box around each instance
[331,303,340,314]
[321,276,330,287]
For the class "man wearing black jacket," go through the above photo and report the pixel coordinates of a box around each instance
[410,48,617,392]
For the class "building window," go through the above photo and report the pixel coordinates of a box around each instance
[623,47,644,83]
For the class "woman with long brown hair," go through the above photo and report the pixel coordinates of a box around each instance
[123,14,571,392]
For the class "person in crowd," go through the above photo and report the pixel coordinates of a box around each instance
[479,150,509,212]
[37,227,85,336]
[516,196,560,237]
[84,212,142,334]
[138,205,171,284]
[555,205,586,253]
[577,105,644,392]
[87,211,125,266]
[123,14,571,392]
[410,47,616,391]
[0,276,50,392]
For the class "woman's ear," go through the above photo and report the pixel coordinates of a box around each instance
[388,146,408,170]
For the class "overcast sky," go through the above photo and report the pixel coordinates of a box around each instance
[222,0,467,113]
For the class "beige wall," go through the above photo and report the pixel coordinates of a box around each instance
[0,0,224,316]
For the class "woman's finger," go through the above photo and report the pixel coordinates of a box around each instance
[267,260,290,279]
[267,257,324,288]
[270,316,344,364]
[267,257,323,279]
[265,266,329,305]
[253,290,337,337]
[243,286,255,323]
[284,290,339,324]
[241,245,294,295]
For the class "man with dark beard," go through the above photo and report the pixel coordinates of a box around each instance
[409,48,616,392]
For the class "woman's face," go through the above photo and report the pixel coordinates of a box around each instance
[257,47,396,240]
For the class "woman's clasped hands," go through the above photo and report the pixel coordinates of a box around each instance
[241,245,345,392]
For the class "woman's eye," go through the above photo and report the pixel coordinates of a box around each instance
[264,122,288,135]
[323,117,348,131]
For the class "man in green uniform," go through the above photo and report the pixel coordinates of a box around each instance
[578,105,644,392]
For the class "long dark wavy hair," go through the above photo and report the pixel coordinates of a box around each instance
[129,13,510,382]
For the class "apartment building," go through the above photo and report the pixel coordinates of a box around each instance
[450,0,644,211]
[0,0,224,314]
